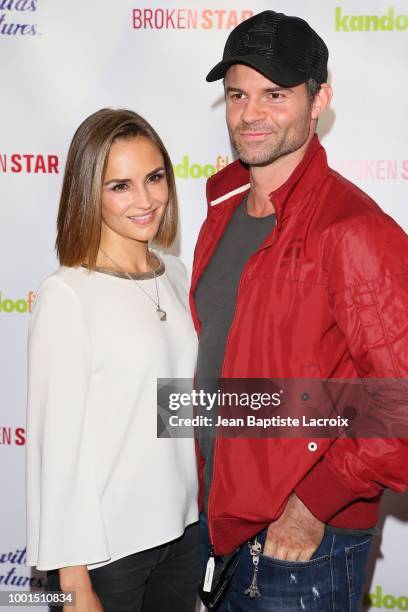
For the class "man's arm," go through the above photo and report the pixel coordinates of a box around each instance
[267,212,408,559]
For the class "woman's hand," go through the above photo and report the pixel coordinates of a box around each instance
[62,589,103,612]
[60,566,104,612]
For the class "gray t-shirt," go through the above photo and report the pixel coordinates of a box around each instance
[195,195,276,509]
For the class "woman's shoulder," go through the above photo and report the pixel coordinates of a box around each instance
[36,265,86,290]
[34,266,90,308]
[159,253,190,286]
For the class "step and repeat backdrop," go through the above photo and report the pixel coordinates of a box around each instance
[0,0,407,610]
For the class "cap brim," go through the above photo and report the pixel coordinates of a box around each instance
[206,55,307,88]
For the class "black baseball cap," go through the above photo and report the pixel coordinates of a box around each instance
[206,10,328,87]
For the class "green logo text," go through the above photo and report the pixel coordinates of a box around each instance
[364,586,408,610]
[335,6,408,31]
[0,291,35,314]
[173,155,230,179]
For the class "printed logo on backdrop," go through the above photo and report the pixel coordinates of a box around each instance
[133,8,253,30]
[173,155,408,182]
[0,0,40,37]
[0,548,44,588]
[174,155,231,179]
[335,6,408,32]
[0,153,59,174]
[332,159,408,181]
[0,291,35,314]
[0,427,25,446]
[364,585,408,610]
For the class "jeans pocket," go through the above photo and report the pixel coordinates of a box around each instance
[260,527,332,566]
[256,548,333,611]
[310,527,333,560]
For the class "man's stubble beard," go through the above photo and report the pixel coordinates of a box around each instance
[229,113,312,167]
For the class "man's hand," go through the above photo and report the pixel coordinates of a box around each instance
[263,493,325,562]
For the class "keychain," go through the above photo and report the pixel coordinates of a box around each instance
[203,547,216,592]
[244,537,262,598]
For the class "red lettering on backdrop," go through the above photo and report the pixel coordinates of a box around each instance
[11,154,22,173]
[187,9,197,29]
[402,160,408,180]
[202,9,212,29]
[242,10,254,21]
[10,153,59,173]
[24,153,34,172]
[377,160,386,180]
[387,160,397,180]
[177,9,186,29]
[365,160,375,179]
[154,8,163,29]
[48,155,59,173]
[214,10,226,29]
[132,9,141,29]
[227,11,239,29]
[0,428,25,445]
[15,428,26,446]
[0,154,6,172]
[166,9,175,28]
[132,8,255,30]
[1,428,11,445]
[34,155,46,173]
[144,9,153,29]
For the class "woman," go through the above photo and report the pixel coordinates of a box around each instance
[26,108,199,611]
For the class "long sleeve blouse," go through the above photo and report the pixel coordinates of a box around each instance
[26,255,198,570]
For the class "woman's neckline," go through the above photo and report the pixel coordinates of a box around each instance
[80,254,165,281]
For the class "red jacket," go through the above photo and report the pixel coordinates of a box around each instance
[190,135,408,555]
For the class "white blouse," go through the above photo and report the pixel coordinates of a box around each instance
[26,254,198,571]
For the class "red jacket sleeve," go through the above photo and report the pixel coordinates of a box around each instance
[296,211,408,521]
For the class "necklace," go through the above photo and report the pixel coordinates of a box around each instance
[99,248,167,321]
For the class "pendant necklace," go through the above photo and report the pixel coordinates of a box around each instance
[99,248,167,321]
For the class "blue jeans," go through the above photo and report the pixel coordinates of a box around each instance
[200,514,372,612]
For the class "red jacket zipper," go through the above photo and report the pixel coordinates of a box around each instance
[206,217,280,552]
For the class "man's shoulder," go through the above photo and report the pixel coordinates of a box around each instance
[206,159,250,206]
[321,166,393,229]
[321,169,408,277]
[326,167,378,209]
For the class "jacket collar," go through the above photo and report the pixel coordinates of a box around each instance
[206,135,329,229]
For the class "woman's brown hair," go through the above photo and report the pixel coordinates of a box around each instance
[56,108,178,268]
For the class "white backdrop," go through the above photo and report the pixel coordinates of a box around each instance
[0,1,407,610]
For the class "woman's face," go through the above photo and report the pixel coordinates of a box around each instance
[101,136,169,245]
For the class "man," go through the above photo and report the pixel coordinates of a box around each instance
[190,10,408,611]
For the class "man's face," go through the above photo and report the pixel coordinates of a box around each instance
[225,64,313,166]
